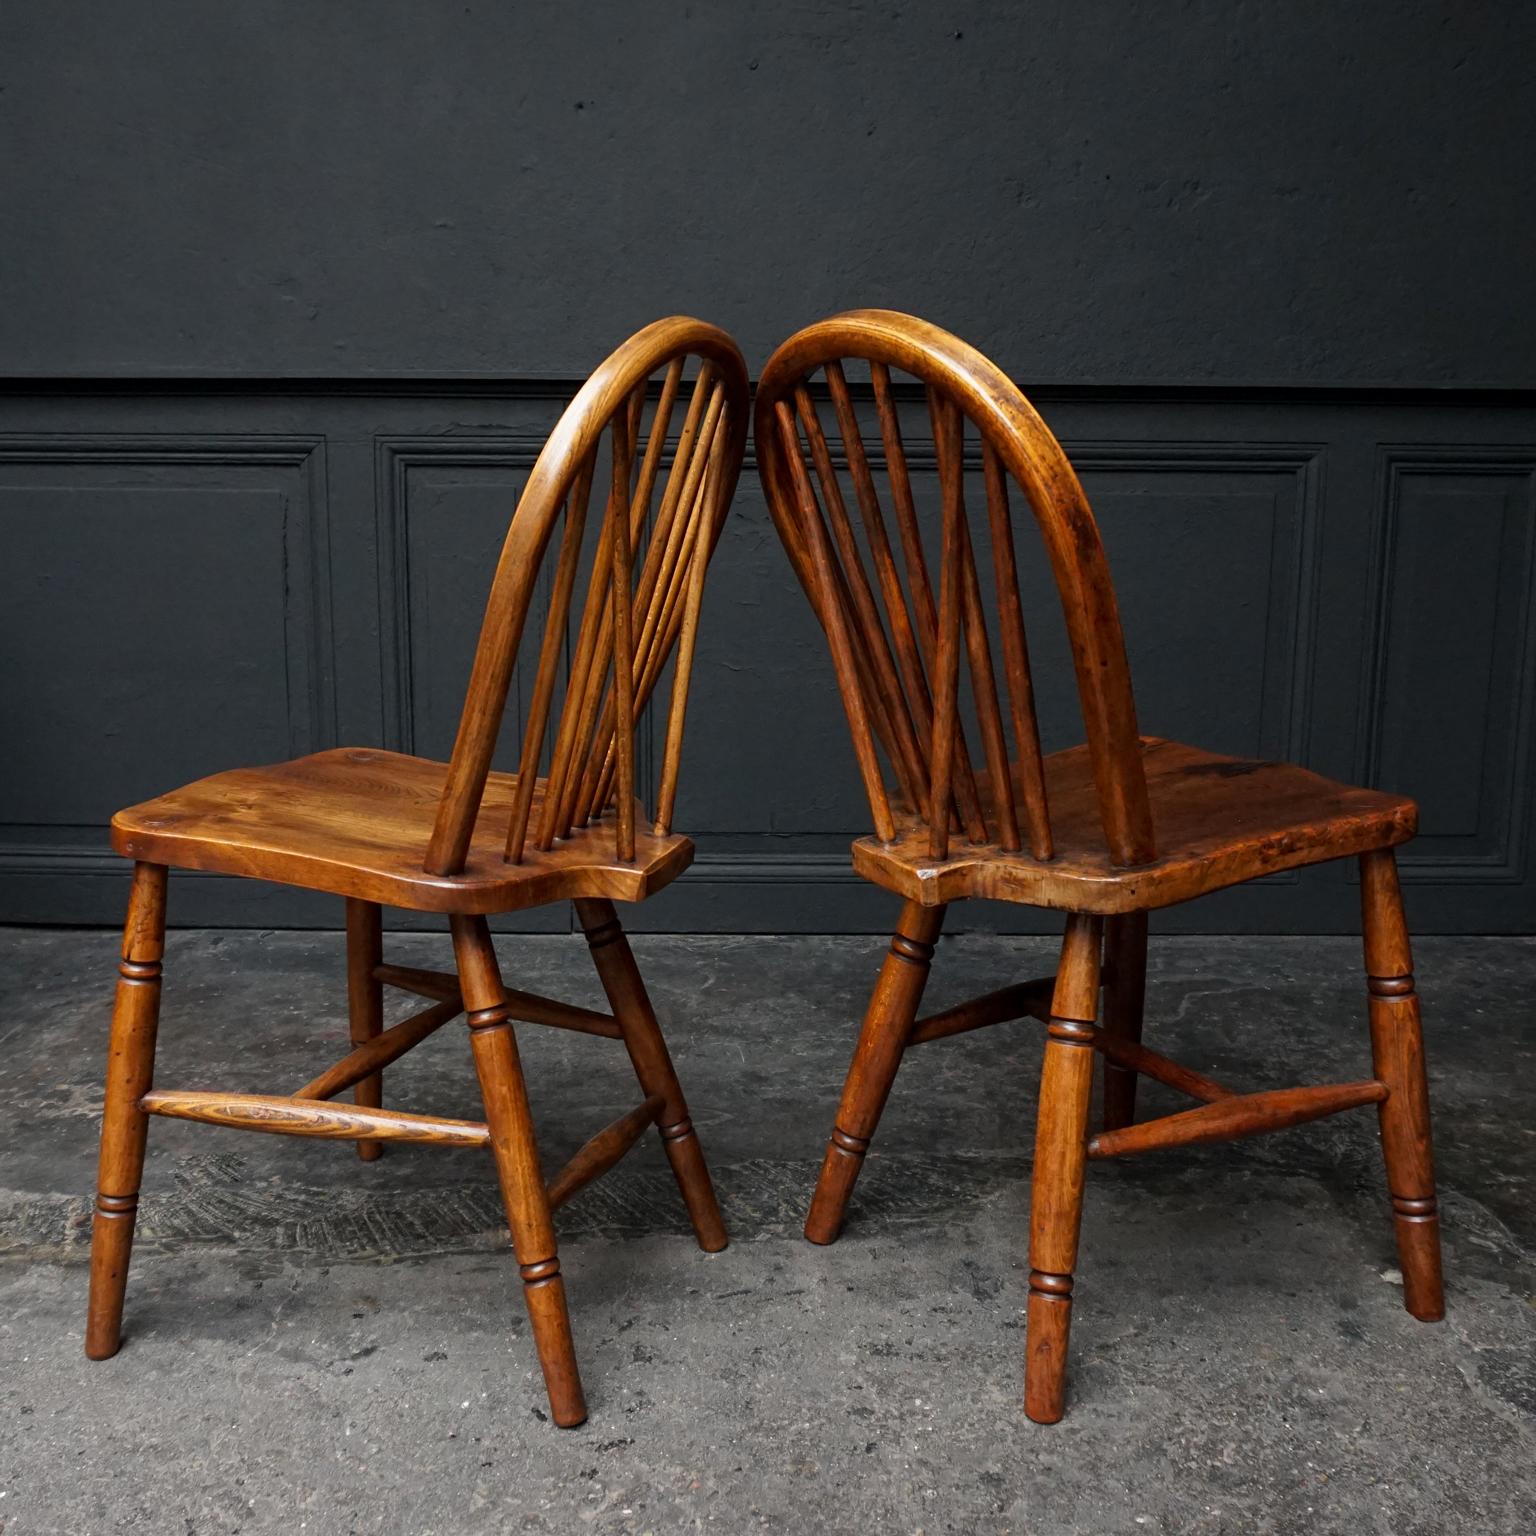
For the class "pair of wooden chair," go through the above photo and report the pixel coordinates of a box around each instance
[88,311,1442,1428]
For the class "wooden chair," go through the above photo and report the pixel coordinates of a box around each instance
[754,309,1443,1423]
[87,316,749,1427]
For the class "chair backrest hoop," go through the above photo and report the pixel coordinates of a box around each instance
[425,316,749,876]
[754,309,1154,867]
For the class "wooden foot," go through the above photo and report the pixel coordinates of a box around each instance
[345,899,384,1162]
[805,901,945,1245]
[86,862,168,1360]
[1100,911,1147,1132]
[450,915,587,1427]
[575,898,727,1252]
[1360,850,1445,1322]
[1025,913,1102,1424]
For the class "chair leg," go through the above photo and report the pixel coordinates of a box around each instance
[1025,912,1102,1424]
[804,900,946,1245]
[345,898,384,1162]
[574,898,727,1253]
[1100,911,1148,1133]
[86,862,169,1360]
[449,914,586,1428]
[1359,849,1445,1323]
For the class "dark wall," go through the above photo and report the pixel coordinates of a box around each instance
[2,4,1533,933]
[4,2,1533,385]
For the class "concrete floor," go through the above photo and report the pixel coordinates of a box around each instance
[0,925,1533,1534]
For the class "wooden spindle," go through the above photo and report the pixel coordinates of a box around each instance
[537,367,713,850]
[630,357,684,534]
[927,389,966,859]
[653,445,725,835]
[505,448,598,863]
[826,363,934,737]
[983,441,1052,859]
[870,363,986,834]
[607,401,638,863]
[795,383,930,810]
[775,399,895,841]
[574,384,727,825]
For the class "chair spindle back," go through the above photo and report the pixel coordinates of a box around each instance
[754,309,1154,868]
[425,317,749,876]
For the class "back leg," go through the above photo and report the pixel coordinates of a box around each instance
[1100,912,1147,1132]
[805,900,945,1245]
[450,915,587,1427]
[345,899,384,1162]
[1359,849,1444,1322]
[575,897,727,1252]
[86,862,169,1359]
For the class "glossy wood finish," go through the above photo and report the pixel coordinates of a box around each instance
[346,899,385,1160]
[85,861,167,1360]
[576,898,728,1253]
[547,1093,665,1212]
[1361,848,1445,1321]
[294,996,463,1100]
[1025,914,1102,1423]
[1101,912,1148,1132]
[141,1090,492,1148]
[1086,1080,1389,1160]
[112,750,696,914]
[905,976,1053,1046]
[756,309,1445,1423]
[88,319,745,1426]
[804,900,945,1245]
[451,914,585,1427]
[850,740,1415,914]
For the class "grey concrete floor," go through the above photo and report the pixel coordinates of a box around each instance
[1,925,1533,1535]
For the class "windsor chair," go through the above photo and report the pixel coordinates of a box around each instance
[88,316,749,1427]
[754,310,1443,1423]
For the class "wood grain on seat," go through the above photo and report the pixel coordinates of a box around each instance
[111,748,694,913]
[852,737,1417,912]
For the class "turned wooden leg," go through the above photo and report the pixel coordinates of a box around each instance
[1360,849,1444,1323]
[86,862,168,1360]
[1025,912,1102,1424]
[346,898,384,1162]
[1100,911,1148,1133]
[450,915,586,1427]
[805,900,946,1245]
[574,898,727,1253]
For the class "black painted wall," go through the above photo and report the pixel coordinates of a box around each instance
[2,3,1533,932]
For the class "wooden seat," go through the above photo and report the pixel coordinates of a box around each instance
[112,748,694,913]
[754,309,1444,1424]
[854,737,1417,913]
[87,316,750,1428]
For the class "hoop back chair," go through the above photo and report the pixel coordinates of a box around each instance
[754,309,1443,1423]
[89,316,750,1427]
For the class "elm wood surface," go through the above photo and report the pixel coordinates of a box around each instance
[1101,911,1148,1132]
[1085,1080,1390,1160]
[139,1090,493,1148]
[546,1092,665,1212]
[87,317,747,1427]
[849,740,1416,914]
[112,750,696,914]
[84,861,166,1361]
[1361,847,1445,1321]
[375,961,622,1039]
[346,899,385,1161]
[294,996,464,1101]
[754,308,1444,1424]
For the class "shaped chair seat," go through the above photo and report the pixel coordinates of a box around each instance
[853,737,1417,913]
[112,747,694,913]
